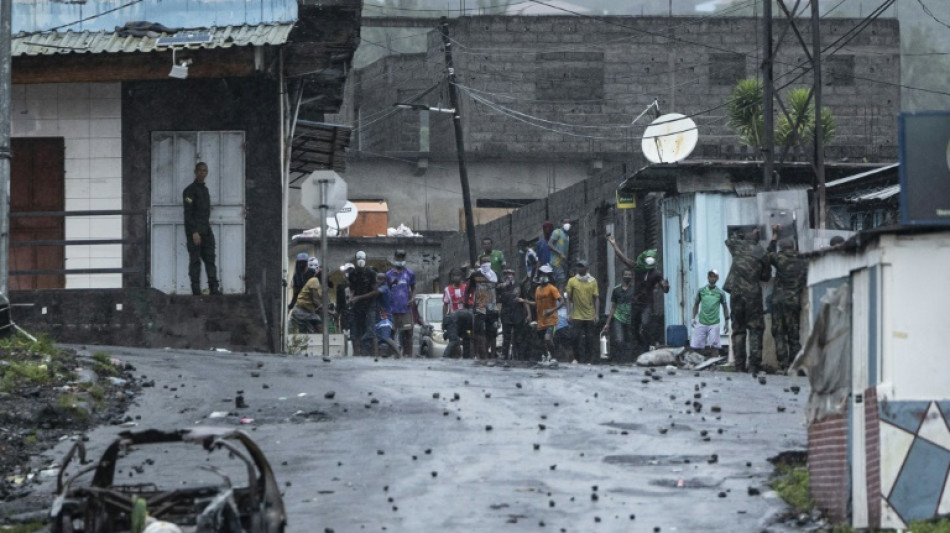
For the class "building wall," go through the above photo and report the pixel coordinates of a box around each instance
[808,412,850,524]
[11,82,123,289]
[353,16,900,160]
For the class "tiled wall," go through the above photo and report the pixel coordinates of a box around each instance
[11,82,122,289]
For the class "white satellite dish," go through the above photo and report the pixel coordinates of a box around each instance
[641,113,699,164]
[327,201,358,232]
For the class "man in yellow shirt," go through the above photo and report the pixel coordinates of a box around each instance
[566,259,600,364]
[291,262,323,333]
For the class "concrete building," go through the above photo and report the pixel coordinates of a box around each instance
[803,227,950,528]
[7,0,362,351]
[320,14,901,234]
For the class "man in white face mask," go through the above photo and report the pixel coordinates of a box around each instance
[548,217,571,290]
[346,250,378,356]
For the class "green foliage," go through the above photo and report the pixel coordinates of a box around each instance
[726,79,837,154]
[776,88,837,148]
[908,518,950,533]
[0,332,62,358]
[92,351,119,377]
[0,361,53,392]
[727,78,766,149]
[57,394,90,421]
[772,464,813,514]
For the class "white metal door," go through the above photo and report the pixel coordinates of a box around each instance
[150,131,246,294]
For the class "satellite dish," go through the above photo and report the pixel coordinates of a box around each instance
[327,201,358,232]
[641,113,699,164]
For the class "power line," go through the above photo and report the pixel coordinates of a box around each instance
[915,0,950,30]
[18,0,145,36]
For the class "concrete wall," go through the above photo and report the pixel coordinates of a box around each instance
[327,15,900,233]
[12,82,123,289]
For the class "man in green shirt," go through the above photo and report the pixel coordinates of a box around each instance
[481,237,506,280]
[690,269,730,357]
[602,269,635,362]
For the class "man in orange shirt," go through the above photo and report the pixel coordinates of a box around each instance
[522,264,564,363]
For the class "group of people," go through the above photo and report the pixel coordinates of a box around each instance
[438,220,671,364]
[288,249,418,358]
[717,224,807,375]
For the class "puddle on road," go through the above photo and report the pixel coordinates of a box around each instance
[603,454,710,466]
[649,477,723,489]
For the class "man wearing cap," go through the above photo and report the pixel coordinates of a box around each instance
[347,251,377,356]
[565,259,600,364]
[288,252,313,311]
[182,161,220,295]
[690,269,730,357]
[386,249,416,358]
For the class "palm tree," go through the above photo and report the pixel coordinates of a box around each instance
[727,78,836,155]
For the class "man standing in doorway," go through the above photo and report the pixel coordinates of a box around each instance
[549,218,571,290]
[386,249,416,358]
[182,162,220,295]
[566,260,600,364]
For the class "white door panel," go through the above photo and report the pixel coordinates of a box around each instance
[150,131,245,294]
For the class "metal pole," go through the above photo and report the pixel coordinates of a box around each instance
[440,17,478,268]
[811,0,826,229]
[762,0,775,188]
[319,178,330,357]
[0,0,12,295]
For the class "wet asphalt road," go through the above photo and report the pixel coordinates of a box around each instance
[35,347,808,532]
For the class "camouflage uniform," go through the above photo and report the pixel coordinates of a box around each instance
[723,234,770,373]
[768,241,808,369]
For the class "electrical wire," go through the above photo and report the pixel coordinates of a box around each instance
[915,0,950,30]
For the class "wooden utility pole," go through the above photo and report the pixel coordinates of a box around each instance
[811,0,826,228]
[0,0,11,295]
[762,0,775,188]
[440,17,478,268]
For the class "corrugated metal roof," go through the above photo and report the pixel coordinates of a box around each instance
[13,23,295,57]
[849,184,900,203]
[825,163,899,188]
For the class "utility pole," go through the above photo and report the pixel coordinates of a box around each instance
[762,0,775,188]
[440,16,478,268]
[0,0,12,295]
[811,0,826,229]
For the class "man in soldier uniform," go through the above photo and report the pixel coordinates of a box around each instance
[723,227,770,374]
[768,225,808,371]
[182,162,220,295]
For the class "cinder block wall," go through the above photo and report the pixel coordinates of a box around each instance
[808,413,850,524]
[354,16,900,162]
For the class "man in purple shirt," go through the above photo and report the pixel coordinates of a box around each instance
[386,249,416,358]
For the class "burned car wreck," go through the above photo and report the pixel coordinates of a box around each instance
[50,427,286,533]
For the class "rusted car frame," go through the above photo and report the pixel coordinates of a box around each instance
[50,427,286,533]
